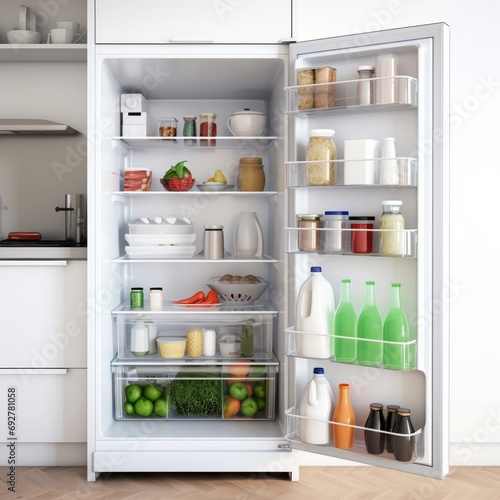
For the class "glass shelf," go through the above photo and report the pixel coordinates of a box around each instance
[285,75,417,117]
[111,190,279,200]
[286,158,417,188]
[112,253,279,264]
[113,136,278,149]
[0,44,87,62]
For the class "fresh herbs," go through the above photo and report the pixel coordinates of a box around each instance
[168,372,224,417]
[163,160,191,180]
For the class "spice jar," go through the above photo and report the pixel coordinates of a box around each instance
[297,214,323,252]
[130,287,144,308]
[380,200,405,255]
[356,65,375,105]
[158,117,178,137]
[199,112,217,146]
[237,157,265,191]
[306,129,336,185]
[350,216,375,254]
[183,116,197,137]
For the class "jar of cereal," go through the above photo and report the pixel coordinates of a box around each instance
[306,129,336,185]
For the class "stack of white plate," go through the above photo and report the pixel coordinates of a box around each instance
[125,216,196,258]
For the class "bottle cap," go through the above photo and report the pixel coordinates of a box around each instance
[325,210,349,215]
[310,128,335,137]
[341,279,351,283]
[382,200,402,205]
[366,280,375,285]
[391,283,401,288]
[397,408,411,415]
[387,405,400,412]
[313,367,324,375]
[369,403,384,410]
[311,266,322,273]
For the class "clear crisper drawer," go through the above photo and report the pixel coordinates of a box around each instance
[113,362,277,421]
[114,313,275,360]
[285,327,417,371]
[285,406,423,464]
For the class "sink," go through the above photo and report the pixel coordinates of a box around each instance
[0,239,85,248]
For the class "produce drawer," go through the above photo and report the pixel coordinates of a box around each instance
[114,311,275,360]
[112,361,278,421]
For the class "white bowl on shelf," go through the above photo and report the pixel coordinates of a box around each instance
[7,30,41,44]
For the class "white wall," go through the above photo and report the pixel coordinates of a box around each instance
[295,0,500,466]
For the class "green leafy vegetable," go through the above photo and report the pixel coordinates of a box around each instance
[168,372,224,417]
[163,160,191,180]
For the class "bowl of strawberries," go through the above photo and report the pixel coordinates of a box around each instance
[160,161,195,191]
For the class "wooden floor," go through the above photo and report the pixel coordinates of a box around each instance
[2,466,500,499]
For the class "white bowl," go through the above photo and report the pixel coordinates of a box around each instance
[227,110,266,137]
[7,30,41,44]
[197,182,226,192]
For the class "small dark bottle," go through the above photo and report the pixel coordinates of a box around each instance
[385,404,400,452]
[364,403,385,454]
[392,407,415,462]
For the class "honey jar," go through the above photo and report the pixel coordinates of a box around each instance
[237,157,265,191]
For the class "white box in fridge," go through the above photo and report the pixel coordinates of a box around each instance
[343,139,379,185]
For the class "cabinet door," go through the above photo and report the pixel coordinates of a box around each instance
[0,261,87,368]
[95,0,292,43]
[0,368,86,443]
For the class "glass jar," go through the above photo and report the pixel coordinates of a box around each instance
[199,112,216,146]
[350,216,375,254]
[237,157,265,191]
[158,117,178,137]
[149,287,163,309]
[306,129,336,185]
[186,328,203,358]
[356,65,375,105]
[130,287,144,308]
[324,210,349,252]
[379,200,405,255]
[297,214,322,252]
[182,116,197,137]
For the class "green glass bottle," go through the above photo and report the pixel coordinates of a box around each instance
[333,279,357,363]
[357,281,382,367]
[383,283,415,370]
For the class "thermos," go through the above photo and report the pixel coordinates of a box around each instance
[203,225,224,259]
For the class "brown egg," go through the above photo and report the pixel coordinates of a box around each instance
[230,275,241,283]
[240,276,252,283]
[219,274,233,282]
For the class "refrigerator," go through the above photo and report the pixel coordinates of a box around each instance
[87,23,449,481]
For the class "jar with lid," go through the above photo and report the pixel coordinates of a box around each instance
[297,214,322,252]
[130,287,144,308]
[356,65,375,105]
[183,116,197,145]
[306,129,336,185]
[349,216,375,254]
[237,157,265,192]
[379,200,405,255]
[324,210,349,252]
[158,117,178,137]
[199,112,216,146]
[149,287,163,309]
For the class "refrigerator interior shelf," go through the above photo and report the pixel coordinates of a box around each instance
[285,327,417,371]
[286,227,417,258]
[0,44,87,63]
[112,191,279,199]
[113,136,278,149]
[286,158,417,188]
[285,75,417,116]
[113,362,278,421]
[112,254,279,264]
[285,406,423,464]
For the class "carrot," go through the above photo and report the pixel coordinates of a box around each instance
[199,290,220,304]
[174,290,205,304]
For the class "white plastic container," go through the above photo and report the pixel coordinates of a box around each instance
[343,139,379,185]
[379,137,399,185]
[324,211,349,252]
[298,367,335,445]
[295,266,335,359]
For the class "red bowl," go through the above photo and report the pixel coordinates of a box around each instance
[160,177,195,192]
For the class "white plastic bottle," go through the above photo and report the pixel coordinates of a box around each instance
[298,367,335,445]
[379,137,399,185]
[295,266,335,359]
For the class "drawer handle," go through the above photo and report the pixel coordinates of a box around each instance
[1,369,68,375]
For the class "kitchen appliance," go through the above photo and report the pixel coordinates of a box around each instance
[55,193,87,245]
[120,93,152,136]
[88,23,449,481]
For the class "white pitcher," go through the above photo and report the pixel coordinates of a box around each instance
[234,211,263,258]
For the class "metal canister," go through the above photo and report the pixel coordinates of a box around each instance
[297,214,323,252]
[203,225,224,259]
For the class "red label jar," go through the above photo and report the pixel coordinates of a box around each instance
[349,216,375,254]
[199,112,217,146]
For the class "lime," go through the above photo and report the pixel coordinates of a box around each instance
[241,397,258,417]
[256,398,266,412]
[124,401,135,415]
[134,396,154,417]
[125,384,142,403]
[143,383,163,402]
[153,396,171,417]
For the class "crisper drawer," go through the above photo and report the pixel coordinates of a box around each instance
[0,368,86,443]
[112,362,278,421]
[115,313,275,360]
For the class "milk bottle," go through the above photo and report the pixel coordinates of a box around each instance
[298,367,335,445]
[295,266,335,359]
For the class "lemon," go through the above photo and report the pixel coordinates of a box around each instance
[213,170,227,183]
[134,396,154,417]
[143,383,163,402]
[125,384,142,403]
[207,176,215,182]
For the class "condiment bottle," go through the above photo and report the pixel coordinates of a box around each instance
[333,383,355,449]
[356,65,374,105]
[392,407,416,462]
[237,157,265,191]
[130,323,149,356]
[297,214,322,252]
[357,281,383,367]
[241,320,255,358]
[364,403,386,454]
[306,129,336,185]
[298,367,335,445]
[385,404,400,452]
[380,200,405,255]
[383,283,414,370]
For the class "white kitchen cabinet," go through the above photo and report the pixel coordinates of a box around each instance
[0,261,87,368]
[95,0,293,44]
